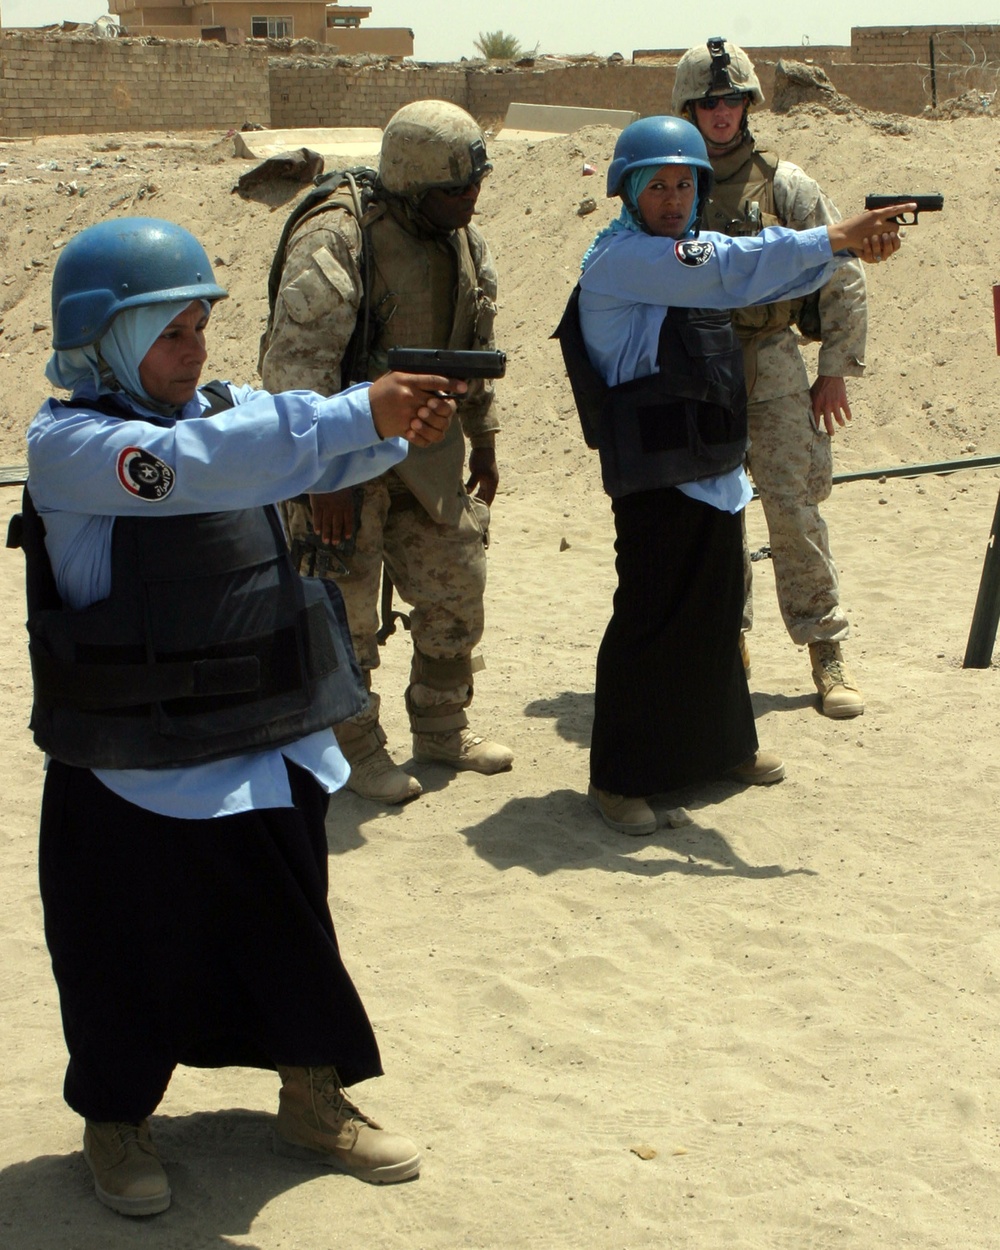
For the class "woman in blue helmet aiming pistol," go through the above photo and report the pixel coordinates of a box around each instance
[19,217,462,1214]
[556,116,910,835]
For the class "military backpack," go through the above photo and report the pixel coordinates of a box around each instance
[260,166,385,383]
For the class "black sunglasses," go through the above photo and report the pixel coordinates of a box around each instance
[696,93,746,110]
[440,173,489,197]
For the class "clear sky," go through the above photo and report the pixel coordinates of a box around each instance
[1,0,987,63]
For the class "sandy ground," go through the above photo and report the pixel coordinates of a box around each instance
[1,103,999,1249]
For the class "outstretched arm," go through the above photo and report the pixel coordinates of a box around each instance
[367,373,465,446]
[827,204,913,259]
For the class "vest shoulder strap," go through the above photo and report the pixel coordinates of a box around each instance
[551,284,605,450]
[264,168,383,383]
[199,379,236,414]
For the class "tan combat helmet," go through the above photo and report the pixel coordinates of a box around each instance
[379,99,492,198]
[671,37,765,116]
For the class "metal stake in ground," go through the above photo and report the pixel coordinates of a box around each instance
[963,485,1000,668]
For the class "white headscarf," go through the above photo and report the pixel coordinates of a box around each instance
[45,299,203,413]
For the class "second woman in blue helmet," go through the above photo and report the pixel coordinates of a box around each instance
[558,116,909,833]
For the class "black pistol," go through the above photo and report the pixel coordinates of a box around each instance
[386,347,507,380]
[863,193,944,224]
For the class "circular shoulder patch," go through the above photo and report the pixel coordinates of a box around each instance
[674,240,716,267]
[117,447,176,500]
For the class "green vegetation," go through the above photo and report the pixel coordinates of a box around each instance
[473,30,539,61]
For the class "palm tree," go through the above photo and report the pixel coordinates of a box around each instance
[474,30,537,61]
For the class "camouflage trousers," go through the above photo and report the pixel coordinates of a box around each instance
[742,388,849,646]
[283,472,488,678]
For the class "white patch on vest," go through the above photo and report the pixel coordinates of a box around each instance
[674,240,715,267]
[116,447,175,500]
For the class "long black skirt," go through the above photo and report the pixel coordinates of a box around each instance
[590,487,757,796]
[38,759,382,1123]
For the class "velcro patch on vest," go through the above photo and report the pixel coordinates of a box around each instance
[673,240,715,267]
[116,447,176,500]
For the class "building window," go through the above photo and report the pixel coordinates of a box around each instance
[329,15,361,25]
[251,16,293,38]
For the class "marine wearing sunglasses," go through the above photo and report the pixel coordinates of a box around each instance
[694,92,747,110]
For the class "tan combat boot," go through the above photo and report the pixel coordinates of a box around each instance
[412,724,514,773]
[274,1066,420,1184]
[730,750,786,785]
[588,784,657,835]
[809,641,864,719]
[335,693,421,804]
[407,659,513,774]
[82,1119,171,1216]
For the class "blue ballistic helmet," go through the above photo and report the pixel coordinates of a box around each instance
[51,217,229,350]
[606,115,715,204]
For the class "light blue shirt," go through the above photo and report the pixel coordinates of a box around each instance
[26,379,408,819]
[579,224,847,513]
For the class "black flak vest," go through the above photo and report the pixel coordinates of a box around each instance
[14,385,365,768]
[554,286,749,499]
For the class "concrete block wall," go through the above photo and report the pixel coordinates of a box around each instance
[268,63,704,129]
[0,34,270,138]
[828,63,927,115]
[852,25,1000,68]
[268,61,466,128]
[267,58,980,130]
[3,28,998,139]
[469,64,678,123]
[849,25,1000,108]
[853,27,937,65]
[266,63,685,130]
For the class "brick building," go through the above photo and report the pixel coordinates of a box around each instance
[105,0,413,55]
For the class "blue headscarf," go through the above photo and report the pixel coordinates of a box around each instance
[581,165,699,269]
[45,299,206,414]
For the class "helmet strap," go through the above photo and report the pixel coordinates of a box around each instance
[739,102,753,143]
[415,189,476,237]
[713,129,747,156]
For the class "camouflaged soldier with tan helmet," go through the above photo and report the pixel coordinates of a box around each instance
[378,97,492,197]
[672,36,765,132]
[672,37,868,721]
[261,98,513,804]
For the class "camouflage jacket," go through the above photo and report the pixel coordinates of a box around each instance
[260,196,499,523]
[709,139,867,402]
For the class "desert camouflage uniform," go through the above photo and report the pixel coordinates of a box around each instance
[706,141,866,645]
[260,195,499,737]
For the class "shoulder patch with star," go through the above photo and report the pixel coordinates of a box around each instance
[673,240,715,267]
[116,447,175,500]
